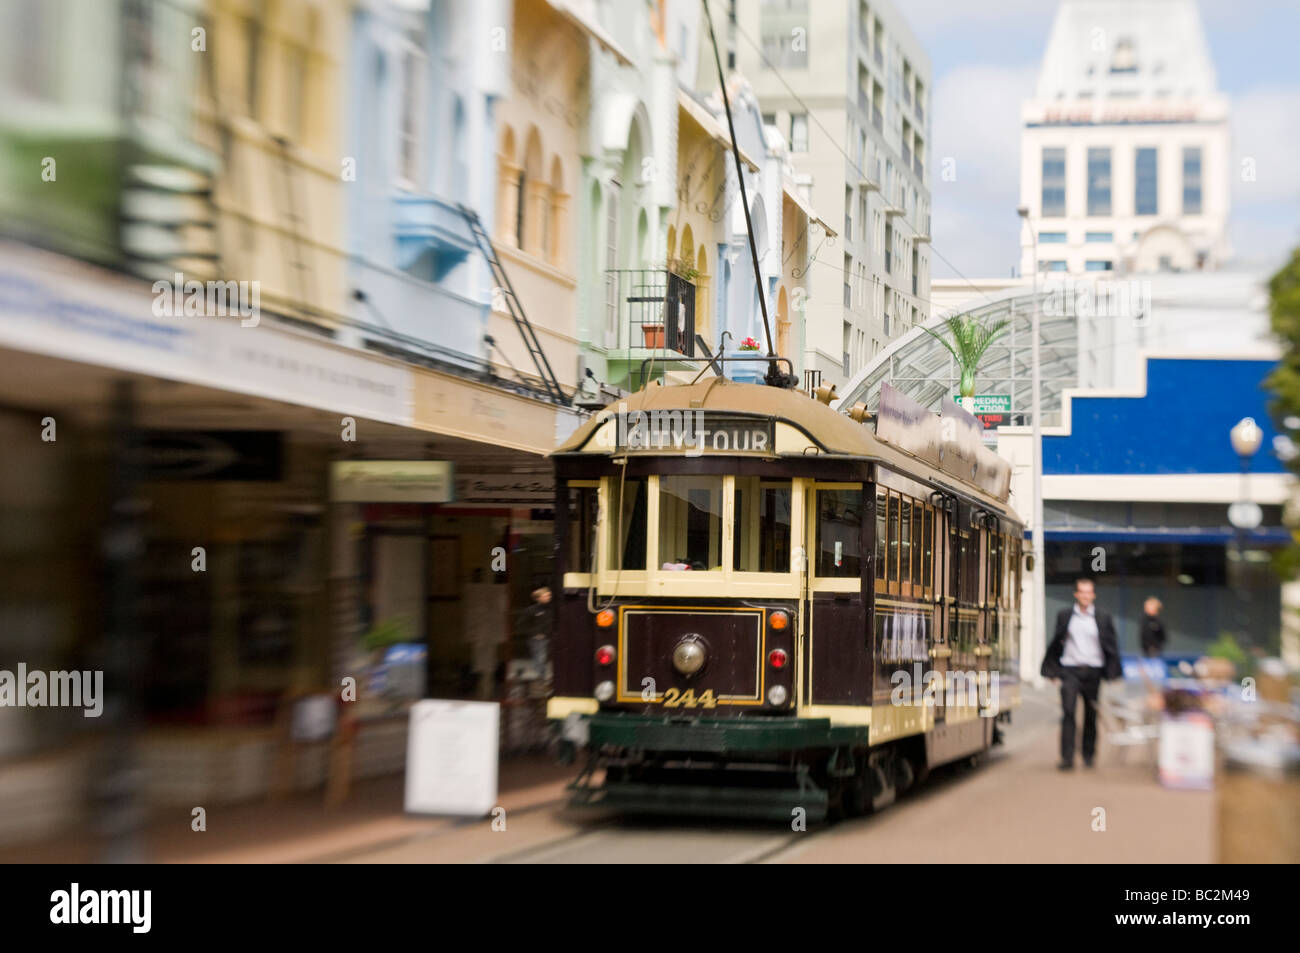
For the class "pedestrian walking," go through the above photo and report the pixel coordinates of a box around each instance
[518,586,553,679]
[1040,578,1123,770]
[1139,597,1167,658]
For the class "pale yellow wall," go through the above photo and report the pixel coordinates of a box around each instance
[668,109,725,349]
[200,0,349,327]
[490,0,590,392]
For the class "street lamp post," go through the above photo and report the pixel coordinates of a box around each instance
[1229,417,1263,651]
[1018,206,1046,685]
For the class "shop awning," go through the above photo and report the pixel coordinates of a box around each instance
[546,0,634,67]
[677,88,761,173]
[782,176,836,238]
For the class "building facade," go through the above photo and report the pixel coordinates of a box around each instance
[1019,0,1231,277]
[732,0,932,388]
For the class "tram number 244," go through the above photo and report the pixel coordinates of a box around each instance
[660,688,718,709]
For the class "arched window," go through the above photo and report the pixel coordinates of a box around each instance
[636,209,648,266]
[522,127,545,254]
[283,8,317,144]
[601,180,620,347]
[680,225,695,273]
[777,286,791,357]
[695,246,710,341]
[449,96,467,197]
[548,155,568,267]
[496,127,520,245]
[667,225,677,263]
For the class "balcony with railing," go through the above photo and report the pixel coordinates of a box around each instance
[604,268,696,363]
[914,211,932,242]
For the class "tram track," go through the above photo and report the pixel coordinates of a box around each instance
[487,811,830,864]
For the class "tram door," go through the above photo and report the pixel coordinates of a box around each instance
[804,483,868,708]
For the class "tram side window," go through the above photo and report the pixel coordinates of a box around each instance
[658,475,724,571]
[566,484,599,574]
[899,498,912,591]
[607,478,647,571]
[922,505,933,596]
[989,532,999,606]
[816,488,862,577]
[874,490,887,581]
[1003,530,1013,605]
[734,477,792,573]
[886,492,898,584]
[1010,535,1018,608]
[911,503,924,589]
[958,531,973,604]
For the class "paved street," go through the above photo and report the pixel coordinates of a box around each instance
[338,685,1213,864]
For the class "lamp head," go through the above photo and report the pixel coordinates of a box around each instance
[1230,417,1262,458]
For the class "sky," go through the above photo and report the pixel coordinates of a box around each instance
[899,0,1300,280]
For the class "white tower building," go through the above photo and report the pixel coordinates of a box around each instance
[1019,0,1230,277]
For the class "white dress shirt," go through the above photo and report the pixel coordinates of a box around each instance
[1061,603,1104,668]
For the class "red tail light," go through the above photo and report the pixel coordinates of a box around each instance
[768,648,788,669]
[595,644,615,666]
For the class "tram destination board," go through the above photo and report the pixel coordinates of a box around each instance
[606,411,775,453]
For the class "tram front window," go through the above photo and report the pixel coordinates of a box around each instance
[658,475,724,571]
[608,478,647,571]
[734,477,792,573]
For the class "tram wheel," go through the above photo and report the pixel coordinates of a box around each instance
[844,771,871,818]
[867,762,896,813]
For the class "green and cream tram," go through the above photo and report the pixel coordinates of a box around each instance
[546,376,1025,821]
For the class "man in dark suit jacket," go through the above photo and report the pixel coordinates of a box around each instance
[1040,578,1123,770]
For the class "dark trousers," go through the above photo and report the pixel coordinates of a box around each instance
[1059,665,1102,763]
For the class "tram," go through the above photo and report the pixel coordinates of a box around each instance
[545,374,1026,821]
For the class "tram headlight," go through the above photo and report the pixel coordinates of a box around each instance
[594,681,615,702]
[672,637,707,676]
[767,685,789,706]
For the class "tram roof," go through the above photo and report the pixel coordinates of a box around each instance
[555,378,1021,520]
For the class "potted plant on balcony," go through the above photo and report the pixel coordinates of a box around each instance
[738,336,761,352]
[642,322,666,348]
[668,256,700,283]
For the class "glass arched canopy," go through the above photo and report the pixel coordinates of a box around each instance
[836,288,1083,428]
